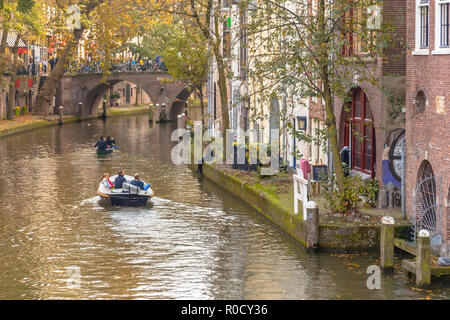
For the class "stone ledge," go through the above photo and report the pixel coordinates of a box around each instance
[194,162,411,252]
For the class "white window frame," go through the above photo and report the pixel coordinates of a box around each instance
[433,0,450,54]
[413,0,430,55]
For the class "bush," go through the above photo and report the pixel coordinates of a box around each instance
[360,178,379,208]
[21,106,28,115]
[322,175,379,215]
[15,106,21,116]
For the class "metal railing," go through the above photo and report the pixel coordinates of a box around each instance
[64,60,168,75]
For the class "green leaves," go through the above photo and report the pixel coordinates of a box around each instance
[17,0,34,13]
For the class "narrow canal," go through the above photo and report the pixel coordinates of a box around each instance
[0,114,448,299]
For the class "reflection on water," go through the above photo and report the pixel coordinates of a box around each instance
[0,115,448,299]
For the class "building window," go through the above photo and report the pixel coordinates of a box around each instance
[342,88,376,176]
[440,1,449,47]
[342,6,354,56]
[223,18,231,58]
[420,2,429,48]
[415,0,430,54]
[415,91,427,114]
[239,8,248,80]
[414,160,438,236]
[341,2,369,56]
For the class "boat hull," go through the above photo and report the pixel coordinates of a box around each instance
[109,194,150,206]
[98,191,154,207]
[97,148,114,154]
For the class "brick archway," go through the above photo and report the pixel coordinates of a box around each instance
[57,72,188,120]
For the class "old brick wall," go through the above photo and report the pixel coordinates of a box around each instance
[405,0,450,254]
[383,0,407,76]
[333,0,407,208]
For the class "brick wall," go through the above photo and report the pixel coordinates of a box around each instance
[405,0,450,255]
[383,0,407,76]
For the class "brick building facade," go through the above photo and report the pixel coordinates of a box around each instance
[335,0,407,209]
[405,0,449,256]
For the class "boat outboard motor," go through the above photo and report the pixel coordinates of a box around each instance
[122,182,140,194]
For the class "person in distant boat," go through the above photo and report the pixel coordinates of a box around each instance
[130,173,145,190]
[114,169,127,189]
[93,136,107,151]
[101,173,114,189]
[106,136,115,148]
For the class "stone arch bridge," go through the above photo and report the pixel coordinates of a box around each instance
[56,72,190,121]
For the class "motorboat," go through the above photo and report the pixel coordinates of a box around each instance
[97,175,154,206]
[96,145,119,154]
[96,148,114,154]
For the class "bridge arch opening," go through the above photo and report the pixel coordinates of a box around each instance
[169,87,192,120]
[85,80,153,116]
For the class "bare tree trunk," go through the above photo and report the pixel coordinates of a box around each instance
[7,81,15,120]
[318,0,345,192]
[33,28,85,116]
[0,28,9,73]
[197,86,205,126]
[212,2,230,157]
[322,73,345,192]
[6,34,22,120]
[0,29,8,54]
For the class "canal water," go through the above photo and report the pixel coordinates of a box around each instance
[0,115,448,299]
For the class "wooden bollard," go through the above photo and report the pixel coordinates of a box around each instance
[149,103,154,121]
[155,103,160,123]
[306,201,319,251]
[416,230,431,287]
[58,106,64,125]
[177,114,182,129]
[102,99,107,119]
[77,102,83,121]
[380,216,395,270]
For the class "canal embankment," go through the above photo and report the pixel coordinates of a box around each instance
[0,105,151,139]
[192,161,412,252]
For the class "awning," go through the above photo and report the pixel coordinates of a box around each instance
[0,32,27,48]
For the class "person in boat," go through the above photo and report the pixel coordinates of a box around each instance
[114,169,127,189]
[93,136,107,151]
[101,173,115,189]
[106,136,115,148]
[130,174,145,190]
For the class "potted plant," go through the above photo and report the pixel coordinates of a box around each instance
[21,106,28,115]
[15,106,21,116]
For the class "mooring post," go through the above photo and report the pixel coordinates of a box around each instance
[306,201,319,251]
[58,106,64,125]
[77,102,82,121]
[155,103,160,123]
[177,114,182,129]
[416,230,431,287]
[102,99,107,119]
[181,113,186,129]
[380,216,395,270]
[149,103,154,121]
[161,103,167,121]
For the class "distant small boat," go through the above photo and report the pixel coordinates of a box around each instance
[96,147,114,154]
[97,175,154,206]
